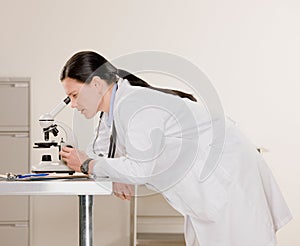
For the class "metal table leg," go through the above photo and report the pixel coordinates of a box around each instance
[79,195,94,246]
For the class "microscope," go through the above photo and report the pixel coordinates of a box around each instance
[32,97,77,174]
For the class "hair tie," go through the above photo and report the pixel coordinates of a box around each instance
[115,69,120,80]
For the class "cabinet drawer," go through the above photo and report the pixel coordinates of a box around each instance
[0,132,29,174]
[0,222,29,246]
[0,81,29,127]
[0,196,29,221]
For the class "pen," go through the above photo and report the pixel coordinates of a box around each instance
[17,173,49,179]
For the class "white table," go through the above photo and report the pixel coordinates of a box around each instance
[0,179,112,246]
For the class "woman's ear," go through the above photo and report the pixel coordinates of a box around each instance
[91,76,104,93]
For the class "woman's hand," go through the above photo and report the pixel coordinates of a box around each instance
[60,146,89,172]
[113,182,134,201]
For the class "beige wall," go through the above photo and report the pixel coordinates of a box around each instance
[0,0,299,245]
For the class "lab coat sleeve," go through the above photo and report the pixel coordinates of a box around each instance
[92,106,166,184]
[86,113,111,159]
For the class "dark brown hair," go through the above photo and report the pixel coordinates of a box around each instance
[60,51,197,102]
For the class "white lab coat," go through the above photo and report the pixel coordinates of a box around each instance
[91,79,292,246]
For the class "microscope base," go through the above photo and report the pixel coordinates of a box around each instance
[32,162,75,175]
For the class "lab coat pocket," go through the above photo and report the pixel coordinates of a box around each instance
[174,167,232,222]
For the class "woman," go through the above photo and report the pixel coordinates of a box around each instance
[60,51,292,246]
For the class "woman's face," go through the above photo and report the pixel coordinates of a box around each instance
[62,77,103,119]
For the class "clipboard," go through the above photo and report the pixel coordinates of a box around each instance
[2,173,91,181]
[18,174,91,181]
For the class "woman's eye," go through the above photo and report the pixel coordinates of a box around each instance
[73,94,77,98]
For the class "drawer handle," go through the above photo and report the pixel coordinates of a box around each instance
[0,83,29,88]
[0,223,28,228]
[0,133,29,138]
[13,83,29,88]
[13,134,29,138]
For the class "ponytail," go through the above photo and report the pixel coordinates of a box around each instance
[117,69,197,102]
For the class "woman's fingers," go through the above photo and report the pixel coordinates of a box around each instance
[113,183,134,200]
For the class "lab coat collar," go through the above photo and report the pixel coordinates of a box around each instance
[106,82,118,128]
[113,78,130,106]
[108,78,130,125]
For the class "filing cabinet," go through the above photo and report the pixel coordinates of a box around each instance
[0,78,30,246]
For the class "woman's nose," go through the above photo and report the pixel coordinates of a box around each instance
[70,99,77,108]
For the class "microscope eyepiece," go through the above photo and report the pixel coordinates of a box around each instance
[64,97,71,104]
